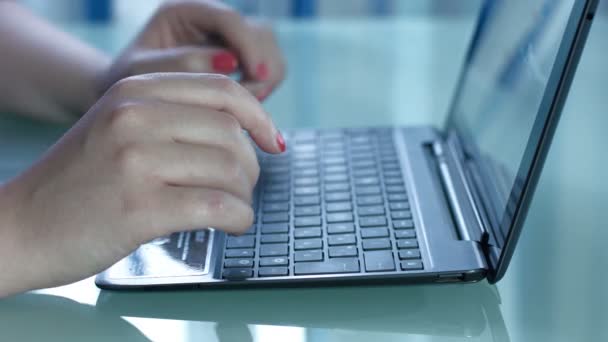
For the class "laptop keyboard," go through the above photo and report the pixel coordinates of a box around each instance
[222,128,423,280]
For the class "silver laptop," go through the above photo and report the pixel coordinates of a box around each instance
[96,0,599,290]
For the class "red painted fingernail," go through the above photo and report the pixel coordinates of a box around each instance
[211,51,238,73]
[276,131,286,152]
[256,62,269,80]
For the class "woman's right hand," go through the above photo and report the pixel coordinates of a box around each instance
[0,73,284,297]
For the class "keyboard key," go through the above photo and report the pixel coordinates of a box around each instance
[326,192,351,202]
[328,234,357,246]
[295,216,322,227]
[359,216,388,227]
[390,202,410,211]
[382,163,400,171]
[294,238,323,250]
[260,244,289,257]
[383,170,402,178]
[294,177,319,186]
[323,157,347,165]
[324,165,348,174]
[326,202,352,212]
[225,249,254,258]
[357,195,383,206]
[386,185,406,194]
[355,186,382,195]
[226,236,255,249]
[223,268,253,279]
[329,246,358,258]
[352,160,376,168]
[262,213,289,223]
[224,259,254,268]
[258,267,289,277]
[362,238,391,251]
[353,169,378,178]
[397,239,419,249]
[294,227,322,239]
[393,219,415,229]
[264,183,290,193]
[398,249,421,260]
[391,211,412,219]
[395,230,416,239]
[388,194,408,202]
[295,250,323,262]
[259,257,289,267]
[325,174,349,183]
[401,260,423,271]
[263,203,289,212]
[325,183,350,192]
[295,169,319,177]
[364,251,395,272]
[361,227,389,238]
[326,212,354,223]
[295,205,321,217]
[327,223,355,234]
[264,193,290,202]
[295,196,320,206]
[384,177,404,185]
[355,177,380,186]
[358,205,385,216]
[261,234,289,244]
[261,223,289,234]
[242,226,257,235]
[294,258,360,275]
[295,187,320,196]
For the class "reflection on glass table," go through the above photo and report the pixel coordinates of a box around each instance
[0,282,509,341]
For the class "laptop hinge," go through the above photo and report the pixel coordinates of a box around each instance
[431,140,491,247]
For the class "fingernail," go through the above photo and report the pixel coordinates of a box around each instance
[211,51,238,73]
[256,62,269,80]
[276,131,286,152]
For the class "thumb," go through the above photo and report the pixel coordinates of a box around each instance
[130,46,239,75]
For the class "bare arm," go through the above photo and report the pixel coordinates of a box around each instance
[0,1,110,122]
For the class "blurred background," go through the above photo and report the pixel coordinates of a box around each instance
[18,0,608,23]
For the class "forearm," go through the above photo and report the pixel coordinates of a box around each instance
[0,2,111,122]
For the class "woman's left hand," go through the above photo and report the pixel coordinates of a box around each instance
[100,0,285,101]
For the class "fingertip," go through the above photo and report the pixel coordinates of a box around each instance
[276,131,286,153]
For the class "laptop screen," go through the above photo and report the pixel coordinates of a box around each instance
[445,0,582,255]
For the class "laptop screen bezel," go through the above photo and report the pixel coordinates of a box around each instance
[442,0,598,282]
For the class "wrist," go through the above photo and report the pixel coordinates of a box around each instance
[0,181,28,298]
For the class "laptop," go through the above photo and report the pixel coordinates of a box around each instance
[96,0,599,290]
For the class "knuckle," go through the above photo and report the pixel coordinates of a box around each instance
[211,74,241,94]
[201,190,229,216]
[108,76,145,97]
[222,151,244,184]
[106,101,148,135]
[113,142,148,175]
[217,112,242,135]
[218,7,242,25]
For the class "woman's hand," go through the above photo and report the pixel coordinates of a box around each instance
[100,0,286,101]
[0,73,285,297]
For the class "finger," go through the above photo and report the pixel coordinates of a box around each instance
[241,21,285,90]
[258,26,286,89]
[241,81,271,101]
[105,101,260,185]
[157,2,263,80]
[154,186,254,236]
[140,142,256,203]
[130,46,239,75]
[108,73,284,154]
